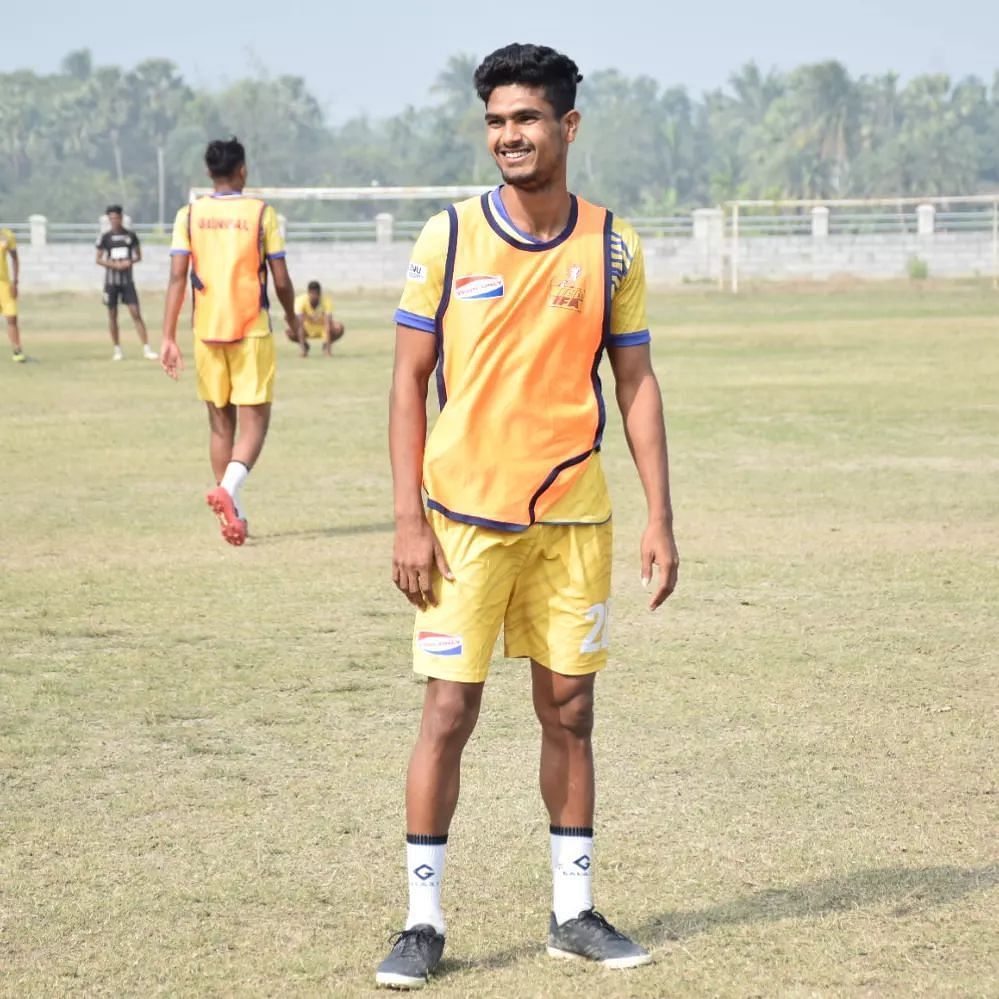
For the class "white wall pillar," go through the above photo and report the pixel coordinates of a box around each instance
[692,208,723,243]
[917,204,935,236]
[28,214,47,247]
[692,208,724,282]
[812,206,830,238]
[375,212,394,246]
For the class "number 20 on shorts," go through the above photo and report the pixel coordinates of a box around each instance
[581,601,611,654]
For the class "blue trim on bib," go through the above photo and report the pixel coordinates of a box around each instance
[434,205,459,410]
[480,192,578,252]
[426,498,530,533]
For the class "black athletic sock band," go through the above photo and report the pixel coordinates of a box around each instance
[407,833,449,845]
[232,460,250,472]
[550,825,594,838]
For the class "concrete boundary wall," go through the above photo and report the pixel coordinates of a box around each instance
[14,232,998,293]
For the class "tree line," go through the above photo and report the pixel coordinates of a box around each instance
[2,49,997,223]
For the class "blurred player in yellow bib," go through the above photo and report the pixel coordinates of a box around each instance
[0,227,25,362]
[377,44,679,989]
[286,280,345,357]
[160,137,297,546]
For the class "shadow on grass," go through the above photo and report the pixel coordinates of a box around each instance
[639,864,999,946]
[252,521,394,544]
[456,865,998,976]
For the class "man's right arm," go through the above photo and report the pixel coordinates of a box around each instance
[160,254,189,379]
[390,326,452,607]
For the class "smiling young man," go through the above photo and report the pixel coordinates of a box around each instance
[160,138,297,546]
[376,44,679,988]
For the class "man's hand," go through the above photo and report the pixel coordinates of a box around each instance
[641,519,679,611]
[160,340,184,380]
[393,513,454,609]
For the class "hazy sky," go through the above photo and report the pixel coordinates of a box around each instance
[10,0,998,121]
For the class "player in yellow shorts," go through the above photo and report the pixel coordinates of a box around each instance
[160,137,297,546]
[286,280,345,357]
[377,44,679,990]
[1,227,25,362]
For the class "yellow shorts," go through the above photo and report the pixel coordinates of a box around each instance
[303,322,326,340]
[413,510,613,683]
[0,281,17,318]
[195,335,275,407]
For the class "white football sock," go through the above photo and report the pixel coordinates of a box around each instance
[551,825,594,925]
[405,834,447,934]
[219,461,249,514]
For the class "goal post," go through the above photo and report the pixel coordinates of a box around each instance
[188,185,492,203]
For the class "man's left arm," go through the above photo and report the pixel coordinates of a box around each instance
[133,234,142,266]
[608,342,679,610]
[605,223,677,610]
[10,248,18,296]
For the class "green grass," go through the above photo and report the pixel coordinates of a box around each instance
[1,284,997,997]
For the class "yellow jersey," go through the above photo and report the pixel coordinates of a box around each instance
[171,195,285,339]
[295,292,334,337]
[396,187,652,529]
[0,228,17,284]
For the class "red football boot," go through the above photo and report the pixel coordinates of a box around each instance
[205,486,248,547]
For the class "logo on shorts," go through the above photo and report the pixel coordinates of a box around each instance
[407,261,428,284]
[417,631,463,656]
[413,864,436,881]
[454,275,504,301]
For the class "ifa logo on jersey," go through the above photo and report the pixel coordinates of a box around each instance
[549,264,586,312]
[454,274,505,301]
[417,631,463,656]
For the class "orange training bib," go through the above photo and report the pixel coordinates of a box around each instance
[188,196,268,343]
[424,193,611,531]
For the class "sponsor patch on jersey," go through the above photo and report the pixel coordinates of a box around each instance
[454,274,504,301]
[417,631,464,656]
[407,261,428,284]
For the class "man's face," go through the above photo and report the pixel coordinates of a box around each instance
[308,289,320,307]
[484,85,578,192]
[108,212,123,232]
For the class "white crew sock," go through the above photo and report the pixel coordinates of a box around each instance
[219,461,249,516]
[405,834,447,934]
[551,825,594,925]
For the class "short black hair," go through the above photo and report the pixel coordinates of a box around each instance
[307,280,321,292]
[205,137,246,179]
[106,205,123,216]
[474,44,582,118]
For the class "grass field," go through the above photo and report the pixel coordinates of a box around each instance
[2,284,997,997]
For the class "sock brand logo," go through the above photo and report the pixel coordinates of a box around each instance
[413,864,436,882]
[573,854,591,872]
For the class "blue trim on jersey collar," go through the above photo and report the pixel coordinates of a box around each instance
[481,189,578,252]
[489,187,543,244]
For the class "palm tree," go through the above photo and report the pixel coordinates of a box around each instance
[89,67,134,203]
[130,60,190,225]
